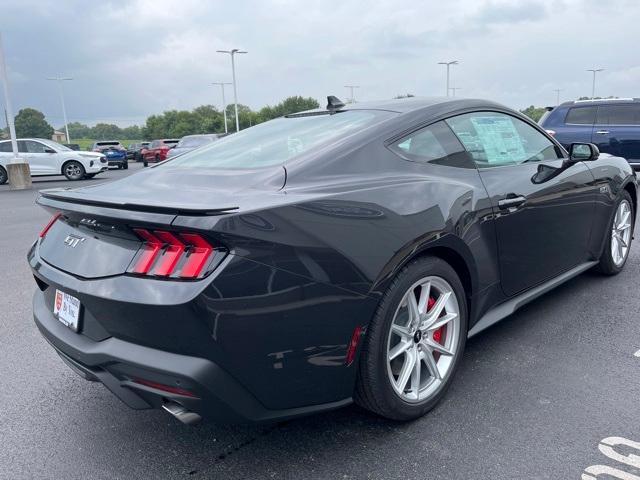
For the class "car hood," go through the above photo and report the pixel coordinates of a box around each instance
[78,152,104,159]
[39,165,288,215]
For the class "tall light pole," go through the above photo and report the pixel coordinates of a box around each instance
[553,88,563,106]
[344,85,360,103]
[46,76,73,143]
[438,60,458,97]
[211,81,231,134]
[0,32,30,189]
[587,68,604,99]
[450,87,462,97]
[216,49,247,132]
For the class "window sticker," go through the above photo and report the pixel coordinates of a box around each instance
[470,116,526,164]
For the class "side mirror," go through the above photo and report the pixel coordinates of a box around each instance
[44,148,56,154]
[569,142,599,162]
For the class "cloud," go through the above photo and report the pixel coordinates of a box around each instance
[0,0,638,128]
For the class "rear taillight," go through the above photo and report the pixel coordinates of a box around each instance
[128,229,216,279]
[39,212,62,238]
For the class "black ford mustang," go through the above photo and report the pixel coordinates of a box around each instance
[29,97,637,424]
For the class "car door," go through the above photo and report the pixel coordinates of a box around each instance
[446,111,597,297]
[23,140,59,175]
[591,103,640,164]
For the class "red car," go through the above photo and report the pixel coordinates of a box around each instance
[141,139,179,166]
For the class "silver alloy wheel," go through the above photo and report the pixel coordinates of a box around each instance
[64,162,83,180]
[386,276,460,403]
[611,199,632,267]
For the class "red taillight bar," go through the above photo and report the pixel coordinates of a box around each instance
[131,229,162,274]
[39,212,62,238]
[129,229,215,279]
[179,233,214,278]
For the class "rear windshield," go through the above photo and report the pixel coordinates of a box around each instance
[177,136,215,148]
[96,142,121,147]
[167,110,392,169]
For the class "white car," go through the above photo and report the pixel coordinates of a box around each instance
[0,138,108,185]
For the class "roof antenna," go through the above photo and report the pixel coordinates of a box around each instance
[326,96,345,111]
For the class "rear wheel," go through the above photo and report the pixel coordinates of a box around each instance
[0,166,7,185]
[62,161,85,181]
[595,191,634,275]
[155,154,160,163]
[123,161,128,170]
[355,256,467,421]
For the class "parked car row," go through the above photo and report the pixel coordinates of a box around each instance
[92,141,128,169]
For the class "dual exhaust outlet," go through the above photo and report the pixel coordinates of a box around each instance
[162,401,202,425]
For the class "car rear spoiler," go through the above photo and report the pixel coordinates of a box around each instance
[38,190,239,218]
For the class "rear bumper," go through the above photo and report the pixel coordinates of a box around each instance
[33,288,351,423]
[107,158,127,166]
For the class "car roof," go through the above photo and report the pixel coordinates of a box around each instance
[559,98,640,107]
[298,96,509,116]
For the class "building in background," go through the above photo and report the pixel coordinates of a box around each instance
[51,130,67,143]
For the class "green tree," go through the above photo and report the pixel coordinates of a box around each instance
[258,96,320,121]
[122,125,142,140]
[66,121,91,139]
[519,105,547,122]
[14,108,54,138]
[90,123,123,140]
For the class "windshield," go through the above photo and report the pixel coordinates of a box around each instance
[177,136,215,148]
[168,110,392,169]
[41,139,72,152]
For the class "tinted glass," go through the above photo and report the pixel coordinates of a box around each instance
[446,112,561,168]
[0,141,11,152]
[150,140,160,148]
[390,121,473,168]
[596,105,640,125]
[169,111,392,169]
[565,107,597,125]
[177,136,214,148]
[25,140,46,153]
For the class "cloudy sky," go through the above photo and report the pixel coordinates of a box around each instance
[2,0,639,127]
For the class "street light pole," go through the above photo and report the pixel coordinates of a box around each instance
[438,61,458,97]
[587,68,604,99]
[0,32,30,189]
[553,88,563,106]
[216,49,247,132]
[46,76,73,142]
[344,85,360,103]
[211,82,231,133]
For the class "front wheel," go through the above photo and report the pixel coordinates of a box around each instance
[122,161,128,170]
[355,256,467,421]
[63,161,85,181]
[595,191,634,275]
[0,166,7,185]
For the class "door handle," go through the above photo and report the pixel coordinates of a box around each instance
[595,130,610,135]
[498,195,526,210]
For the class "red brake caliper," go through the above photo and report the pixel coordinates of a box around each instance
[426,296,445,345]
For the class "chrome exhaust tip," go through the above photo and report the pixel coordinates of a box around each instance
[162,401,202,425]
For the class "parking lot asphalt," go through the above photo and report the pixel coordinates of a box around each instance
[1,163,639,479]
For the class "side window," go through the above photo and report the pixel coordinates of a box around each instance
[446,112,562,168]
[389,121,474,168]
[596,105,640,125]
[17,141,28,153]
[24,141,47,153]
[565,107,596,125]
[0,142,12,152]
[150,140,159,148]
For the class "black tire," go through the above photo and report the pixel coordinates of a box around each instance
[355,256,468,421]
[155,154,160,163]
[62,161,86,181]
[595,190,634,275]
[143,159,148,167]
[123,161,128,170]
[0,166,7,185]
